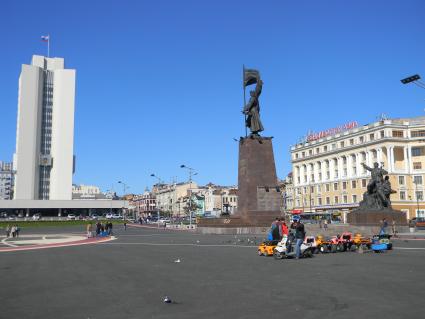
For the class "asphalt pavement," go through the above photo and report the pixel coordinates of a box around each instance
[1,225,424,319]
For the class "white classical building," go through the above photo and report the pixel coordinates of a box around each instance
[13,55,76,200]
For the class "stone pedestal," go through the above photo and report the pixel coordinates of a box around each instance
[197,136,282,230]
[237,136,282,224]
[347,209,407,226]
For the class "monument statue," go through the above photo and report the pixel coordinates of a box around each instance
[243,68,264,136]
[358,162,391,209]
[348,161,406,225]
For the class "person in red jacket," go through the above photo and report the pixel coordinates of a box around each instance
[281,221,289,236]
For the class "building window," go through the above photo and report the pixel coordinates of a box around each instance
[342,181,347,190]
[310,186,314,193]
[343,195,348,203]
[319,173,322,180]
[352,194,357,203]
[343,168,347,176]
[359,136,364,143]
[309,149,313,156]
[411,130,425,137]
[362,179,367,187]
[318,198,322,205]
[340,141,345,148]
[316,147,320,154]
[326,197,330,205]
[326,172,330,180]
[398,176,405,185]
[380,130,385,138]
[399,191,406,200]
[414,175,423,185]
[295,153,299,159]
[352,180,356,188]
[326,184,330,192]
[369,133,375,141]
[413,162,422,170]
[392,130,403,138]
[316,185,321,192]
[334,196,339,204]
[302,151,305,158]
[334,183,338,191]
[324,146,328,152]
[332,143,337,150]
[412,147,424,157]
[416,191,424,201]
[350,139,354,145]
[343,157,347,165]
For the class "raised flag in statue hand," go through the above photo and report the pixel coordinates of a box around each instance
[243,68,260,87]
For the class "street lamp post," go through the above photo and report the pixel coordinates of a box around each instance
[180,164,197,228]
[150,174,163,228]
[414,180,421,217]
[118,181,129,220]
[401,74,425,90]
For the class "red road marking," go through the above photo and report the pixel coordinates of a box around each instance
[128,223,196,231]
[0,236,115,252]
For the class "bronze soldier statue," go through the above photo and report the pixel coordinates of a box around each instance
[243,77,264,136]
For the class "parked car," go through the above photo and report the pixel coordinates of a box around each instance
[112,214,123,219]
[18,212,24,218]
[106,213,113,219]
[89,214,99,220]
[67,214,76,220]
[32,213,42,221]
[8,214,17,220]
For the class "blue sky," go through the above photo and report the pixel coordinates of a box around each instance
[1,0,424,194]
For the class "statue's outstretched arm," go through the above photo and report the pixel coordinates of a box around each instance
[361,163,372,171]
[255,79,263,97]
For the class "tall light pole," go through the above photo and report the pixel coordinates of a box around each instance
[414,179,421,217]
[401,74,425,90]
[118,181,129,220]
[150,173,163,228]
[180,164,197,228]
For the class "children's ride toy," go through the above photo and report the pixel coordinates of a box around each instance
[258,240,280,256]
[351,233,372,251]
[273,235,313,259]
[371,234,392,253]
[304,236,319,254]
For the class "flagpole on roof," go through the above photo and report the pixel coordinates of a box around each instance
[48,35,50,57]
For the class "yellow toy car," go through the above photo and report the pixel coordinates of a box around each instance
[258,240,279,256]
[352,233,372,250]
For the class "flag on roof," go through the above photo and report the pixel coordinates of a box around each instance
[41,35,49,42]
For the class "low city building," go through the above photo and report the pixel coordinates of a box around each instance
[291,117,425,221]
[72,184,109,199]
[0,161,14,200]
[132,189,156,216]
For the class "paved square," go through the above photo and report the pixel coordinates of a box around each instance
[1,225,424,319]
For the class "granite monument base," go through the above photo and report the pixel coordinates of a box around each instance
[347,209,407,226]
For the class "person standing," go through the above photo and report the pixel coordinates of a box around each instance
[95,221,101,237]
[6,224,11,238]
[323,219,328,230]
[380,218,388,235]
[391,220,397,237]
[124,221,127,231]
[281,221,289,237]
[86,223,92,238]
[15,225,20,237]
[295,220,306,259]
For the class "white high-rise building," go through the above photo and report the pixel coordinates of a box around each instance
[14,55,76,200]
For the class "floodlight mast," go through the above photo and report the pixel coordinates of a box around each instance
[401,74,425,89]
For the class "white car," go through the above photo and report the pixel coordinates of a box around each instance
[112,214,123,219]
[106,213,113,219]
[32,213,42,221]
[67,214,76,220]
